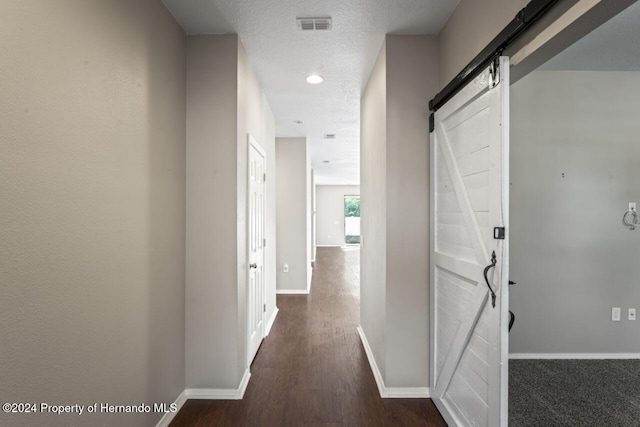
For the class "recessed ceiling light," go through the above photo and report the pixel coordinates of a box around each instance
[294,120,303,124]
[306,74,324,84]
[323,160,330,163]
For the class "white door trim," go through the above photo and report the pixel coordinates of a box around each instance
[247,133,266,368]
[498,57,510,426]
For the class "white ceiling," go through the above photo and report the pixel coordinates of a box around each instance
[540,1,640,71]
[162,0,459,185]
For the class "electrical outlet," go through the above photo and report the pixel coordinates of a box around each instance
[612,307,621,322]
[629,308,636,321]
[283,263,289,273]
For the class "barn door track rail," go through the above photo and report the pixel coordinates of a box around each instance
[428,0,560,131]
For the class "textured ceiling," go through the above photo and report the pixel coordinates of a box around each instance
[162,0,459,185]
[540,1,640,71]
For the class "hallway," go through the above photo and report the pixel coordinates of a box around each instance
[171,247,445,426]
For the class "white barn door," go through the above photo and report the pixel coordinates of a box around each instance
[430,57,510,427]
[248,135,266,365]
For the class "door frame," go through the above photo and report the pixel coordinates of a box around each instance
[425,2,634,423]
[246,133,267,368]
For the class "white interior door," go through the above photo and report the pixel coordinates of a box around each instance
[248,135,266,365]
[430,57,510,427]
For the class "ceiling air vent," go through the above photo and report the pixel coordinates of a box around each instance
[297,17,332,31]
[324,134,336,139]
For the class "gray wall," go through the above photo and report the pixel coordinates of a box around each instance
[0,1,186,426]
[316,185,361,247]
[361,39,388,379]
[384,35,437,386]
[276,138,310,292]
[360,35,439,388]
[186,35,238,389]
[186,35,276,388]
[510,71,640,354]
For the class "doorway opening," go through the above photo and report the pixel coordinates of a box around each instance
[344,195,360,245]
[509,2,640,425]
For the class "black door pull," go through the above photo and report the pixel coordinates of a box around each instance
[483,251,497,308]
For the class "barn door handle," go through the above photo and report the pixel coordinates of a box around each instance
[483,251,497,308]
[250,263,257,269]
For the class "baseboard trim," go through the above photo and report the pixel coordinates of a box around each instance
[265,307,279,336]
[510,353,640,360]
[185,369,251,400]
[155,390,187,427]
[357,326,386,397]
[238,368,251,397]
[276,289,310,295]
[384,386,431,398]
[356,326,430,399]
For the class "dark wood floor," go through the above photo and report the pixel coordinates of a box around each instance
[170,247,446,426]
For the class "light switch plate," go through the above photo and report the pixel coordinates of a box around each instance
[629,308,636,321]
[612,307,621,321]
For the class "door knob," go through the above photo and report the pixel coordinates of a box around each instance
[250,263,257,269]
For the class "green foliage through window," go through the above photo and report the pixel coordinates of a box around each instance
[344,196,360,217]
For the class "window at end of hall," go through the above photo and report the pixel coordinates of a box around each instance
[344,196,360,244]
